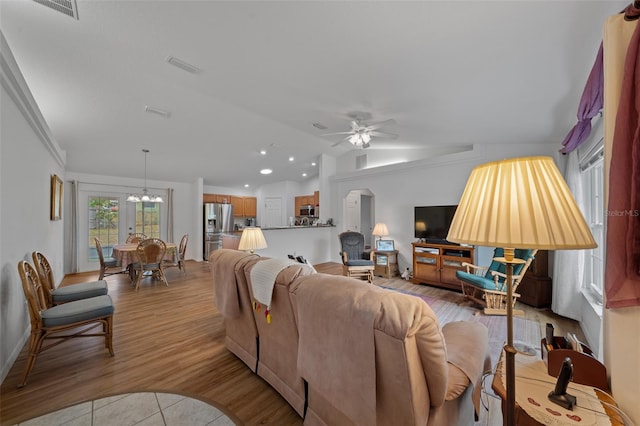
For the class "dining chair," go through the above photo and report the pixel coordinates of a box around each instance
[32,251,108,306]
[94,238,127,280]
[17,260,115,387]
[126,232,147,244]
[131,238,168,291]
[163,234,188,273]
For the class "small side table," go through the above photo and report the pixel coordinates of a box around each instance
[373,250,399,278]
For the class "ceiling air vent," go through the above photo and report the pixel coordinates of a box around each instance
[32,0,79,19]
[144,105,171,118]
[165,56,202,74]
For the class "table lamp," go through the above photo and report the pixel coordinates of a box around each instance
[238,227,267,254]
[446,156,596,426]
[372,223,389,241]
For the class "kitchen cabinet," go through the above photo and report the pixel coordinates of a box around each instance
[243,197,257,217]
[231,196,257,217]
[203,193,230,204]
[295,193,318,215]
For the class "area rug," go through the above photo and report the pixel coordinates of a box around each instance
[381,287,542,368]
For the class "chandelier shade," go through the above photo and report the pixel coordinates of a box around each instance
[127,149,163,203]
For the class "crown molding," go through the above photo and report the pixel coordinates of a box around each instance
[1,31,66,168]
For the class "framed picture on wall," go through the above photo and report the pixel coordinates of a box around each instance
[50,174,63,221]
[376,239,395,251]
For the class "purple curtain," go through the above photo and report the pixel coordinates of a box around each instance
[560,44,604,154]
[605,6,640,309]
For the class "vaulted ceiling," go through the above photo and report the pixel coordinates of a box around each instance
[0,1,624,189]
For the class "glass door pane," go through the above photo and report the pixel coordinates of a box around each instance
[89,196,120,259]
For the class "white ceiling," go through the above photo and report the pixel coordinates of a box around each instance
[0,1,624,189]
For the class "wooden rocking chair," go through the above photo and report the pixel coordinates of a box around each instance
[456,248,538,315]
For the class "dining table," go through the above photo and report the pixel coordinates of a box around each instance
[112,242,178,279]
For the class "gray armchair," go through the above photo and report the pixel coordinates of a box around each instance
[339,231,374,283]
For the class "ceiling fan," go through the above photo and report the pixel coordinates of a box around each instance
[323,118,398,148]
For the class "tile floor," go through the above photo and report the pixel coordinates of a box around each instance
[15,392,237,426]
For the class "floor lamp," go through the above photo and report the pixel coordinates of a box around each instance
[446,156,596,426]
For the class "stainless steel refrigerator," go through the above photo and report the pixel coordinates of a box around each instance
[204,203,234,260]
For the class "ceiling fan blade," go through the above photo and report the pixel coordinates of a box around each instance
[365,118,396,131]
[322,131,354,136]
[350,120,361,131]
[369,131,398,139]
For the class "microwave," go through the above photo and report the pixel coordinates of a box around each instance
[299,205,315,217]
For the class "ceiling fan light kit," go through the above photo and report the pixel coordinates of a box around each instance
[324,116,397,149]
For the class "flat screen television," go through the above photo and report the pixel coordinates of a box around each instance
[414,205,458,244]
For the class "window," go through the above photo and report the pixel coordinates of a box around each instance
[89,196,120,260]
[136,201,160,238]
[580,142,604,303]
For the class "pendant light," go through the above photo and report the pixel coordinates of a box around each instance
[127,149,164,203]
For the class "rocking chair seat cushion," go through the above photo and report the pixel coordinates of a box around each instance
[51,280,108,304]
[456,271,503,292]
[41,295,114,327]
[345,259,374,267]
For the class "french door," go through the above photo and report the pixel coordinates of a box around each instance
[77,187,165,272]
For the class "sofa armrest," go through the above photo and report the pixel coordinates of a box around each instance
[442,321,490,402]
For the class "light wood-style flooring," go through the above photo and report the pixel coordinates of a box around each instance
[0,260,583,426]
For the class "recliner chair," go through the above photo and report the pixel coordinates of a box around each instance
[339,231,374,283]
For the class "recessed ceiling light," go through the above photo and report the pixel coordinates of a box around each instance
[260,150,267,155]
[311,162,317,166]
[302,173,307,177]
[260,169,272,175]
[244,184,250,188]
[289,157,295,162]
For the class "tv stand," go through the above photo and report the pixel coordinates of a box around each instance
[412,242,474,291]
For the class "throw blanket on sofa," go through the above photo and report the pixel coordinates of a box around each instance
[250,258,296,309]
[295,275,386,426]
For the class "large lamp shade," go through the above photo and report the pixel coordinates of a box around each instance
[446,156,596,426]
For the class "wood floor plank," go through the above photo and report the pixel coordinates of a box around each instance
[0,260,582,426]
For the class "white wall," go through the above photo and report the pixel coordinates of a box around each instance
[1,34,67,382]
[328,143,559,269]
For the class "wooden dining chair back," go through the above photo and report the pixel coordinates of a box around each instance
[17,260,114,387]
[163,234,189,273]
[94,238,126,280]
[126,233,147,244]
[32,251,108,306]
[132,238,168,291]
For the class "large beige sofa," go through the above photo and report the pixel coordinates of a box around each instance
[210,249,490,425]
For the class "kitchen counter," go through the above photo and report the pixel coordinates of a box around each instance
[220,225,335,264]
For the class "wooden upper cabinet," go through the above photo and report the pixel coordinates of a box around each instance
[229,195,257,217]
[243,197,257,217]
[313,191,319,206]
[230,196,244,217]
[203,193,230,204]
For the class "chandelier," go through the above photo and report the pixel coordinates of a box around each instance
[348,131,371,148]
[127,149,164,203]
